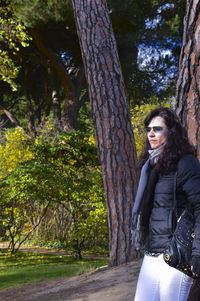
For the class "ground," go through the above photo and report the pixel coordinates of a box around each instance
[0,245,142,301]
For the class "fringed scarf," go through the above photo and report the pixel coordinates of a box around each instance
[131,144,164,251]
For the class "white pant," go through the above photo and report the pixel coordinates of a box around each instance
[134,254,193,301]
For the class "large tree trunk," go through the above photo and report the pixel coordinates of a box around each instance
[72,0,139,266]
[175,1,200,300]
[176,0,200,159]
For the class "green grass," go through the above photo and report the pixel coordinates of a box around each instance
[0,250,108,290]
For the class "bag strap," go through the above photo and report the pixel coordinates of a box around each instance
[171,172,178,232]
[172,172,177,211]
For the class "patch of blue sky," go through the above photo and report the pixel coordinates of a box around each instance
[137,46,172,70]
[157,3,175,14]
[138,37,182,50]
[145,3,175,29]
[145,15,162,29]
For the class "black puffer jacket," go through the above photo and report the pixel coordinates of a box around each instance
[147,154,200,267]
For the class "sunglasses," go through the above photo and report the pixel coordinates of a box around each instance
[145,126,166,133]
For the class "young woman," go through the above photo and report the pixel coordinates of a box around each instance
[132,107,200,301]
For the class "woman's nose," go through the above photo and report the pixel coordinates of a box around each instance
[149,129,155,136]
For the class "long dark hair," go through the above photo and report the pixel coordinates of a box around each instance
[139,107,196,173]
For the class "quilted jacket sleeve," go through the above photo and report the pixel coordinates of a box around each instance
[177,155,200,260]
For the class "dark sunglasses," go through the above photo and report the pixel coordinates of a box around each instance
[145,126,166,133]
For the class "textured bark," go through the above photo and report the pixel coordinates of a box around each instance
[72,0,139,266]
[176,1,200,299]
[176,0,200,159]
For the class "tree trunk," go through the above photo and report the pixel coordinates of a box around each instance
[62,96,78,130]
[49,68,62,130]
[176,0,200,159]
[62,66,85,130]
[24,66,37,138]
[0,105,21,128]
[72,0,139,266]
[175,1,200,300]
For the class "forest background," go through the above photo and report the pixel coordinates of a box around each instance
[0,0,186,261]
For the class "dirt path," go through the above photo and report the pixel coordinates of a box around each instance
[0,243,142,300]
[0,259,142,301]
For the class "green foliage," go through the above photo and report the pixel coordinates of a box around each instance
[0,126,108,257]
[0,250,108,290]
[0,128,33,177]
[0,51,19,90]
[32,130,108,258]
[0,2,31,89]
[0,128,32,251]
[14,0,74,26]
[167,14,180,34]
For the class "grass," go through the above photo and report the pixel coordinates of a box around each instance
[0,250,108,290]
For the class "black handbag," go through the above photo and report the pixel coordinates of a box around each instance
[163,174,199,279]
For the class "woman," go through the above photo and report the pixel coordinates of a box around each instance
[132,107,200,301]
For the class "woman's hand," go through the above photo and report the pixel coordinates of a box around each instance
[191,256,200,278]
[191,265,199,277]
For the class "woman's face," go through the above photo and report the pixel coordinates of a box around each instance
[146,116,168,149]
